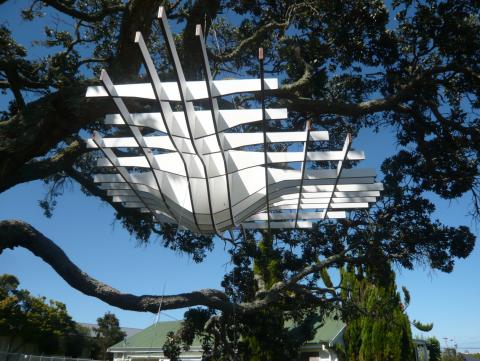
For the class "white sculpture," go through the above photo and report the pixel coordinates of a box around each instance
[85,7,383,234]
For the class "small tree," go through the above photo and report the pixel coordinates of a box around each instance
[426,337,442,361]
[427,337,442,361]
[93,312,126,361]
[341,262,414,361]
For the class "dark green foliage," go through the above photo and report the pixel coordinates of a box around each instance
[168,237,330,360]
[178,308,212,349]
[162,331,181,361]
[167,307,323,361]
[92,312,126,360]
[240,309,303,361]
[412,320,433,332]
[240,235,308,360]
[63,324,94,358]
[341,264,415,361]
[426,337,442,361]
[0,274,124,358]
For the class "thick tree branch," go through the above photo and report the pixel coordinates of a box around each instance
[0,219,233,313]
[268,64,472,117]
[0,83,111,184]
[0,140,85,193]
[0,82,152,189]
[42,0,125,22]
[278,56,313,94]
[109,0,162,79]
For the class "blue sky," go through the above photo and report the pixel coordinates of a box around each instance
[1,0,479,353]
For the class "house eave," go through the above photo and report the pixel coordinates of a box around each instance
[329,324,346,348]
[108,347,203,353]
[300,342,329,351]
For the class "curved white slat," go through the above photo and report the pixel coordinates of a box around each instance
[86,7,383,233]
[86,78,279,101]
[220,130,328,150]
[223,150,365,174]
[217,108,288,131]
[242,221,313,229]
[88,136,176,150]
[271,197,377,206]
[271,203,370,210]
[103,109,288,137]
[246,211,347,221]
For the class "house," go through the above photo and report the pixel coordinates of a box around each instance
[413,339,429,361]
[109,318,430,361]
[108,317,346,361]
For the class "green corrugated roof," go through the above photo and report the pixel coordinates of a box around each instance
[110,320,202,349]
[309,316,345,344]
[110,316,344,351]
[284,314,345,345]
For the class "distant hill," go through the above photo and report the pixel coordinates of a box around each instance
[79,323,142,339]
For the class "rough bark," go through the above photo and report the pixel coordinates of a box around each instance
[0,84,111,183]
[0,0,166,185]
[110,0,163,79]
[0,140,85,193]
[41,1,125,22]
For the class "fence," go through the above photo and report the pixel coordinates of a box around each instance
[0,351,100,361]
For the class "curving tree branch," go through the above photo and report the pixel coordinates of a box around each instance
[0,140,86,193]
[0,219,233,313]
[42,0,125,22]
[209,21,289,62]
[0,220,352,314]
[0,83,110,183]
[268,64,468,117]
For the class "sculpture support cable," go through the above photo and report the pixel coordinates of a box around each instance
[85,7,383,234]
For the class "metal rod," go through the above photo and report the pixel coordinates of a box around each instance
[295,119,312,227]
[323,133,352,219]
[259,47,271,233]
[195,24,235,230]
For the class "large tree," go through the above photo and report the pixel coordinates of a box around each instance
[0,274,77,355]
[0,0,478,358]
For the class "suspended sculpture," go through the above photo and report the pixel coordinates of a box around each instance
[85,7,383,234]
